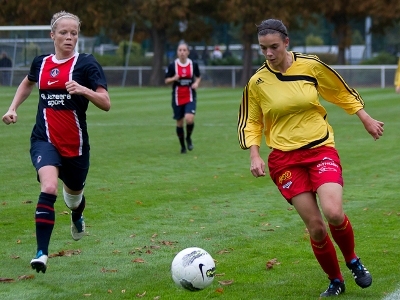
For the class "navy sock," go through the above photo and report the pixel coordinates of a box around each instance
[176,126,185,148]
[186,123,194,140]
[35,192,56,255]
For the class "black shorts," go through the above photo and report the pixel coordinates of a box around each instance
[30,140,89,191]
[172,101,196,120]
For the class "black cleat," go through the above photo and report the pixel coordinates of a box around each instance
[320,279,345,297]
[346,258,372,288]
[186,138,193,151]
[181,147,187,154]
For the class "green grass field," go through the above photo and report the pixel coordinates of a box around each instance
[0,86,399,300]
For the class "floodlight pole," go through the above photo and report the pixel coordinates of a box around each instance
[365,16,372,59]
[122,23,135,87]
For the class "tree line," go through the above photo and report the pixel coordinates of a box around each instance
[0,0,399,86]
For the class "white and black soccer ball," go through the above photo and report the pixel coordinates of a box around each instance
[171,247,216,291]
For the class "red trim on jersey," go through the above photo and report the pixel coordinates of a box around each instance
[174,60,194,106]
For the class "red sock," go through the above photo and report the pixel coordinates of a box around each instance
[310,234,343,281]
[329,215,357,263]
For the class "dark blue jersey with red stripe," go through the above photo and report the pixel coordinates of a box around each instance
[28,53,107,157]
[165,58,200,106]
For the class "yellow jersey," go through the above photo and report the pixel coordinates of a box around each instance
[238,52,364,151]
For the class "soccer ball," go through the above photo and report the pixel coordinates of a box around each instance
[171,247,216,291]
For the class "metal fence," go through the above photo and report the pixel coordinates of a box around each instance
[0,65,397,88]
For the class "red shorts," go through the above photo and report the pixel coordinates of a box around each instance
[268,146,343,203]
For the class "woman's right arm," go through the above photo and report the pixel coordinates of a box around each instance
[165,74,179,84]
[2,76,35,124]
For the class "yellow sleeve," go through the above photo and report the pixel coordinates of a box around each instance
[237,81,264,150]
[395,59,400,87]
[313,60,364,114]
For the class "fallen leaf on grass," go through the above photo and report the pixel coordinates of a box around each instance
[59,211,69,215]
[22,200,33,204]
[0,278,15,283]
[217,248,233,254]
[107,290,112,293]
[266,258,279,269]
[132,258,145,263]
[11,255,20,259]
[83,294,91,297]
[153,296,160,300]
[215,273,225,277]
[101,268,118,273]
[160,240,177,246]
[18,274,34,280]
[49,249,81,258]
[215,287,224,293]
[218,280,234,286]
[136,291,146,297]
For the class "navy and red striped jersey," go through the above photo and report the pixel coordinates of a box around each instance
[28,53,107,157]
[165,58,200,106]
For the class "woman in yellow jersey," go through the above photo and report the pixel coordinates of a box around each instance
[395,57,400,93]
[237,19,384,297]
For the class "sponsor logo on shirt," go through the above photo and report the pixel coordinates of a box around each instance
[179,79,192,86]
[48,80,59,85]
[41,93,71,107]
[50,68,60,77]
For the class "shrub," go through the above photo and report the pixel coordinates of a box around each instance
[360,52,397,65]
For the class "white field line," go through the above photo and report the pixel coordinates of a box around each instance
[383,287,400,300]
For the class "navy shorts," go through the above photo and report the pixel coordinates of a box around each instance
[172,101,196,120]
[30,140,90,191]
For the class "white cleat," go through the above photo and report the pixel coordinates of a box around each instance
[71,214,85,241]
[30,250,48,273]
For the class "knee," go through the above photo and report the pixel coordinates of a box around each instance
[40,181,58,195]
[307,219,328,241]
[185,115,194,124]
[324,211,344,226]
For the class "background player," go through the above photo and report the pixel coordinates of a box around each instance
[165,42,201,154]
[394,55,400,93]
[2,10,111,273]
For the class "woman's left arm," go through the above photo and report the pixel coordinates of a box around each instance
[192,76,201,90]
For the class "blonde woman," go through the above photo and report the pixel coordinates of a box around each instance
[2,11,110,273]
